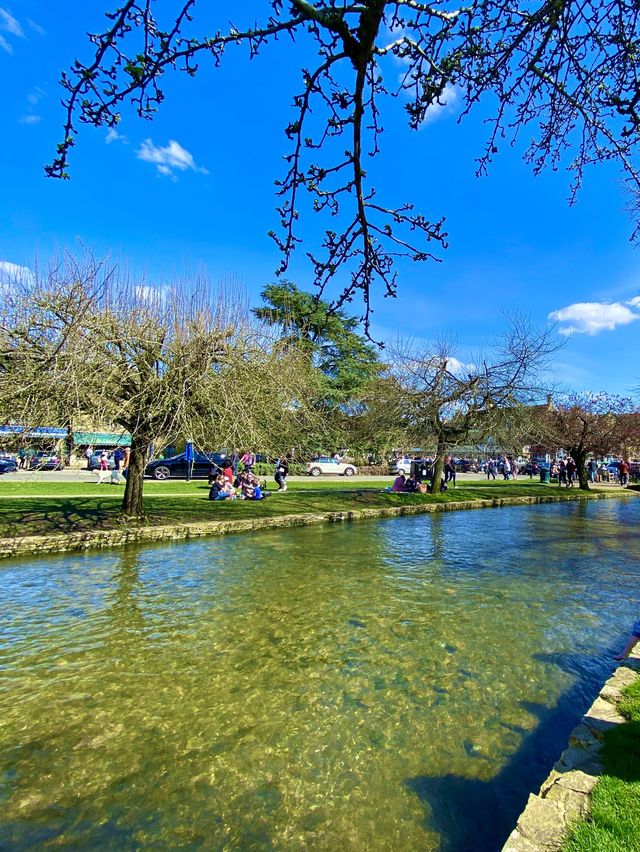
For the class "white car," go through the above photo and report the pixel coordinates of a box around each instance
[389,457,414,475]
[306,457,357,477]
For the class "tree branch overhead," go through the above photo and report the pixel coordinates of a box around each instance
[48,1,640,331]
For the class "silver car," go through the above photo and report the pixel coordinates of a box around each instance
[306,457,357,477]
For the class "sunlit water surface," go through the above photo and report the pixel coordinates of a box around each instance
[1,499,639,850]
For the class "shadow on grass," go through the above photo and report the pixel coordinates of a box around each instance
[4,498,129,538]
[405,652,615,852]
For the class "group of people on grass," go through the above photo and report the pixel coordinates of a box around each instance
[209,469,267,501]
[550,457,631,487]
[484,457,520,480]
[584,458,631,486]
[208,452,291,501]
[390,455,460,494]
[390,473,430,494]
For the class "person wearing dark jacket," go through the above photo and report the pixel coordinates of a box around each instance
[275,456,290,492]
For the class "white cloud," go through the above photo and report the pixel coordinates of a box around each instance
[27,86,44,105]
[135,284,172,304]
[446,356,476,375]
[18,113,41,125]
[0,261,34,287]
[136,138,208,178]
[0,33,11,53]
[549,300,640,336]
[26,17,45,36]
[106,127,127,144]
[0,8,23,37]
[421,83,460,126]
[626,295,640,308]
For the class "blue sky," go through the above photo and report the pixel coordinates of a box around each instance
[0,2,639,395]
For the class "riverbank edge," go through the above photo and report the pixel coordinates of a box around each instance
[2,489,628,560]
[502,654,640,851]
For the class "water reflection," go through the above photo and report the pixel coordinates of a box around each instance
[0,499,639,849]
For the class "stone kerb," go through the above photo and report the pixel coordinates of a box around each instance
[502,654,640,851]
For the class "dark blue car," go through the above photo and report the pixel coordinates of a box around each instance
[145,451,226,480]
[0,458,17,474]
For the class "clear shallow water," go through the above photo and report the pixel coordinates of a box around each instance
[1,499,639,851]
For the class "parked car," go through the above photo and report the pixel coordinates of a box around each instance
[454,458,478,473]
[145,451,227,480]
[0,458,17,474]
[389,457,413,475]
[29,451,65,471]
[306,457,357,477]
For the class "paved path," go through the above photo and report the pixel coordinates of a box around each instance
[1,468,628,488]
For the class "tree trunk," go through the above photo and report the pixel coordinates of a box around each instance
[431,436,446,493]
[121,435,149,517]
[572,447,589,491]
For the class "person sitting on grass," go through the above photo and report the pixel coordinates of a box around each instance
[392,473,406,493]
[209,474,236,501]
[403,474,419,493]
[240,472,269,500]
[614,619,640,661]
[208,461,223,486]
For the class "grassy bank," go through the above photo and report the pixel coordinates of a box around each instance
[564,675,640,852]
[0,479,627,540]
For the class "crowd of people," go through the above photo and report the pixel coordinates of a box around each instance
[209,469,268,501]
[208,452,291,501]
[483,457,522,480]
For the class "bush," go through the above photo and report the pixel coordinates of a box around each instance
[251,462,306,476]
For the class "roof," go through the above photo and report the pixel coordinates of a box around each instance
[73,431,132,446]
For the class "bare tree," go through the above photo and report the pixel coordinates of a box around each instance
[533,393,640,489]
[388,317,559,487]
[47,2,640,331]
[0,257,318,516]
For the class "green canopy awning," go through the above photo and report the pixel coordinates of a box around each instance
[73,431,132,447]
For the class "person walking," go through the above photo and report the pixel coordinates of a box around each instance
[112,446,124,484]
[587,458,598,484]
[486,459,496,480]
[241,450,256,472]
[122,446,131,479]
[17,446,27,469]
[95,449,110,484]
[444,456,456,486]
[618,458,630,487]
[275,455,289,492]
[502,457,511,480]
[84,444,94,470]
[566,457,577,487]
[557,460,567,487]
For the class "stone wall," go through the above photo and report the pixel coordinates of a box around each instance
[503,654,640,851]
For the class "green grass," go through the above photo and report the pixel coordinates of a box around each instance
[0,478,619,539]
[563,678,640,852]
